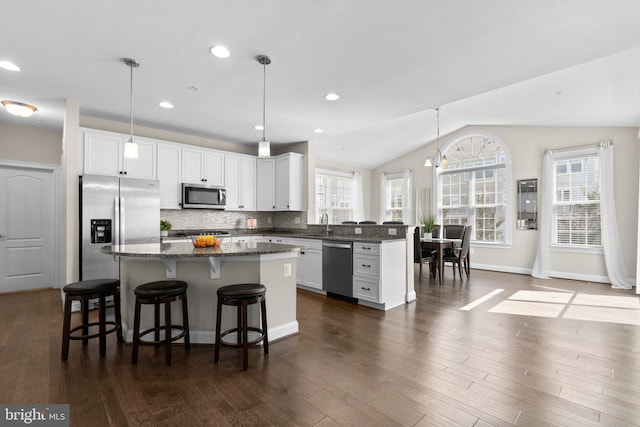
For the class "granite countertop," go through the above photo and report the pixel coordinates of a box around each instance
[101,242,301,258]
[164,228,408,243]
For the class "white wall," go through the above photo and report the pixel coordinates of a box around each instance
[372,125,639,281]
[0,121,62,164]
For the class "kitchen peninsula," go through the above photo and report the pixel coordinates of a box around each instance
[102,241,301,344]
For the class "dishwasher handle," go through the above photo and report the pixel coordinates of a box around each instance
[322,241,352,249]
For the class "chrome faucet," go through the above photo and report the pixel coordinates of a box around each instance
[320,213,330,235]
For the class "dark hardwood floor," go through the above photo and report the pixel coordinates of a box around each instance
[1,269,639,426]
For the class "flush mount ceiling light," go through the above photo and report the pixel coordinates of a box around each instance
[158,101,174,109]
[424,107,448,168]
[123,58,140,159]
[0,61,21,72]
[257,54,271,158]
[324,93,340,101]
[210,45,230,58]
[313,128,324,133]
[1,100,37,117]
[254,124,264,130]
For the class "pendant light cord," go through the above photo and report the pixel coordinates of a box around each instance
[262,60,267,140]
[129,62,134,141]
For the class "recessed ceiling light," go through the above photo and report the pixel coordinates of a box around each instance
[314,128,324,133]
[210,45,230,58]
[324,93,340,101]
[1,100,37,117]
[254,124,264,130]
[0,61,20,72]
[158,101,174,109]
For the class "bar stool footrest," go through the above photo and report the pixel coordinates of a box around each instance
[219,327,266,347]
[137,325,187,346]
[68,321,120,341]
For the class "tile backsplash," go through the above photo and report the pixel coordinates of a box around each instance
[160,209,308,232]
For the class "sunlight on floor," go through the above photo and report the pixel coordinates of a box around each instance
[461,289,640,326]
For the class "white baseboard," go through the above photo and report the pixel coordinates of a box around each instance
[470,263,633,286]
[123,320,299,345]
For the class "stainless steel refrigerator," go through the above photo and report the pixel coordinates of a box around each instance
[80,174,160,280]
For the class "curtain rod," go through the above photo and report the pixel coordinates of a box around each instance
[545,139,613,155]
[380,169,411,176]
[318,166,360,175]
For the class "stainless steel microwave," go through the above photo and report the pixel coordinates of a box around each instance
[182,183,226,209]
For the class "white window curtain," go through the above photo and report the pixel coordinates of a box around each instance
[599,143,633,289]
[379,173,388,224]
[531,151,553,279]
[352,172,364,222]
[402,170,413,225]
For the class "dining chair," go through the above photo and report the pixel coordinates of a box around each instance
[443,225,471,279]
[383,221,404,224]
[359,221,377,224]
[341,221,357,224]
[443,224,465,256]
[431,224,441,238]
[414,228,436,281]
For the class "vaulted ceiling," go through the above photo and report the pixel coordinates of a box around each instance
[2,1,639,169]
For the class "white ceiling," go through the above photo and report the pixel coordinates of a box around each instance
[2,1,640,169]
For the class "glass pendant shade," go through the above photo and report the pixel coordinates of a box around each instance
[258,137,271,157]
[124,138,139,159]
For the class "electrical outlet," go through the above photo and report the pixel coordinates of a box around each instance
[267,217,272,224]
[283,263,292,277]
[354,227,362,234]
[470,247,475,255]
[388,228,397,235]
[294,216,301,224]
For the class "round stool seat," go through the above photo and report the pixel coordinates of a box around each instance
[134,280,188,299]
[63,278,120,295]
[217,283,266,299]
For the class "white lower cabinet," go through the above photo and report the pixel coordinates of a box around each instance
[287,238,322,291]
[353,240,406,310]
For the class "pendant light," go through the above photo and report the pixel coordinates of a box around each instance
[424,108,448,168]
[123,58,140,159]
[257,55,271,157]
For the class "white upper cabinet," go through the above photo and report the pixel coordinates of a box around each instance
[83,128,157,179]
[256,158,276,211]
[181,146,225,186]
[257,153,304,211]
[276,152,304,211]
[225,153,257,211]
[157,142,182,209]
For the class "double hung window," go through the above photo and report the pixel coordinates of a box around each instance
[316,169,354,223]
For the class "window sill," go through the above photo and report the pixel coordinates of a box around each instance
[471,242,512,250]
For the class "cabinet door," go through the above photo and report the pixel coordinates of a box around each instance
[240,156,257,210]
[257,158,276,210]
[123,138,156,179]
[84,131,122,176]
[203,150,224,186]
[304,248,323,289]
[275,155,290,210]
[181,147,204,184]
[158,143,182,209]
[224,155,242,210]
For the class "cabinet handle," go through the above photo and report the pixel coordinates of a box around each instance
[124,171,127,175]
[300,251,305,255]
[362,264,371,268]
[361,287,371,291]
[362,247,371,250]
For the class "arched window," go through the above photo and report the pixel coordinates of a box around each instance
[436,134,510,245]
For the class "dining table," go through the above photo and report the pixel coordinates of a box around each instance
[420,238,462,285]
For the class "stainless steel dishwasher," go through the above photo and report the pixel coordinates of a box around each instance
[322,241,354,301]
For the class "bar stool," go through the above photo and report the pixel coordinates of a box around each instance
[214,284,269,370]
[131,280,190,366]
[61,279,123,361]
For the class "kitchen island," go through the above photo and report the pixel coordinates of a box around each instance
[101,241,301,344]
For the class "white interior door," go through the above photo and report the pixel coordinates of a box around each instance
[0,166,55,293]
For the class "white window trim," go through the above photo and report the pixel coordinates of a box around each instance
[316,168,356,224]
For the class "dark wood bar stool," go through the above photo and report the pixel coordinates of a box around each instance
[61,279,123,361]
[214,283,269,370]
[131,280,190,366]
